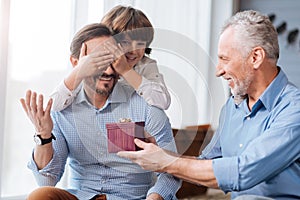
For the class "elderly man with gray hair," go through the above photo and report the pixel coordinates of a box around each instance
[118,10,300,200]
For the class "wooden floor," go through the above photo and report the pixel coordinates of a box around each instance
[179,188,231,200]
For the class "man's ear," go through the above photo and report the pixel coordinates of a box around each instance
[70,56,78,68]
[251,47,265,69]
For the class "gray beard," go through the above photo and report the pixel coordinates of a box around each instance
[233,94,247,105]
[231,65,253,105]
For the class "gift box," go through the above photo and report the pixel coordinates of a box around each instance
[106,121,145,153]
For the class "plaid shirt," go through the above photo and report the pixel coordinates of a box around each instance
[28,82,181,200]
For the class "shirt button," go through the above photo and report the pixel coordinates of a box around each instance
[239,144,243,148]
[139,92,143,96]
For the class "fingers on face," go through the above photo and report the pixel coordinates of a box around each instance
[93,54,114,64]
[88,40,124,64]
[97,65,110,71]
[104,42,124,58]
[90,41,111,55]
[89,47,114,67]
[86,53,113,71]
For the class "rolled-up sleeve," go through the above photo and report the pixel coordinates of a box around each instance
[27,149,64,186]
[147,172,181,200]
[213,157,239,192]
[137,76,171,110]
[27,113,69,186]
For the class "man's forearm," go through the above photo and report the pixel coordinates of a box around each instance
[117,140,218,189]
[165,157,219,188]
[34,143,54,170]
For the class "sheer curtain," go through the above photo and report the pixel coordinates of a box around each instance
[0,0,10,196]
[0,0,234,198]
[0,0,73,197]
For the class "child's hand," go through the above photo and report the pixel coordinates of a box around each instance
[104,42,132,76]
[76,43,114,79]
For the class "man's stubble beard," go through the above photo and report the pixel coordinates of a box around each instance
[96,83,113,96]
[231,64,254,105]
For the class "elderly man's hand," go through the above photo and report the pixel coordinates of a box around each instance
[117,138,178,172]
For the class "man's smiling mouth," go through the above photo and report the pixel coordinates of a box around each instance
[95,73,116,81]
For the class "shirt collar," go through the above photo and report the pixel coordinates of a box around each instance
[259,67,288,112]
[236,67,288,113]
[74,82,135,107]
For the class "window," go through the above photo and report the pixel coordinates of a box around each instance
[0,0,106,197]
[1,0,72,197]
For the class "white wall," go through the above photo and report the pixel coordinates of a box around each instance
[240,0,300,88]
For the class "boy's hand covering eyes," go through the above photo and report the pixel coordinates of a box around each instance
[104,41,132,76]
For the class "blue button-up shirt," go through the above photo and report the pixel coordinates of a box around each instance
[28,82,181,200]
[200,68,300,199]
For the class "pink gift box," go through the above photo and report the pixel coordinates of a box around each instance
[106,121,145,153]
